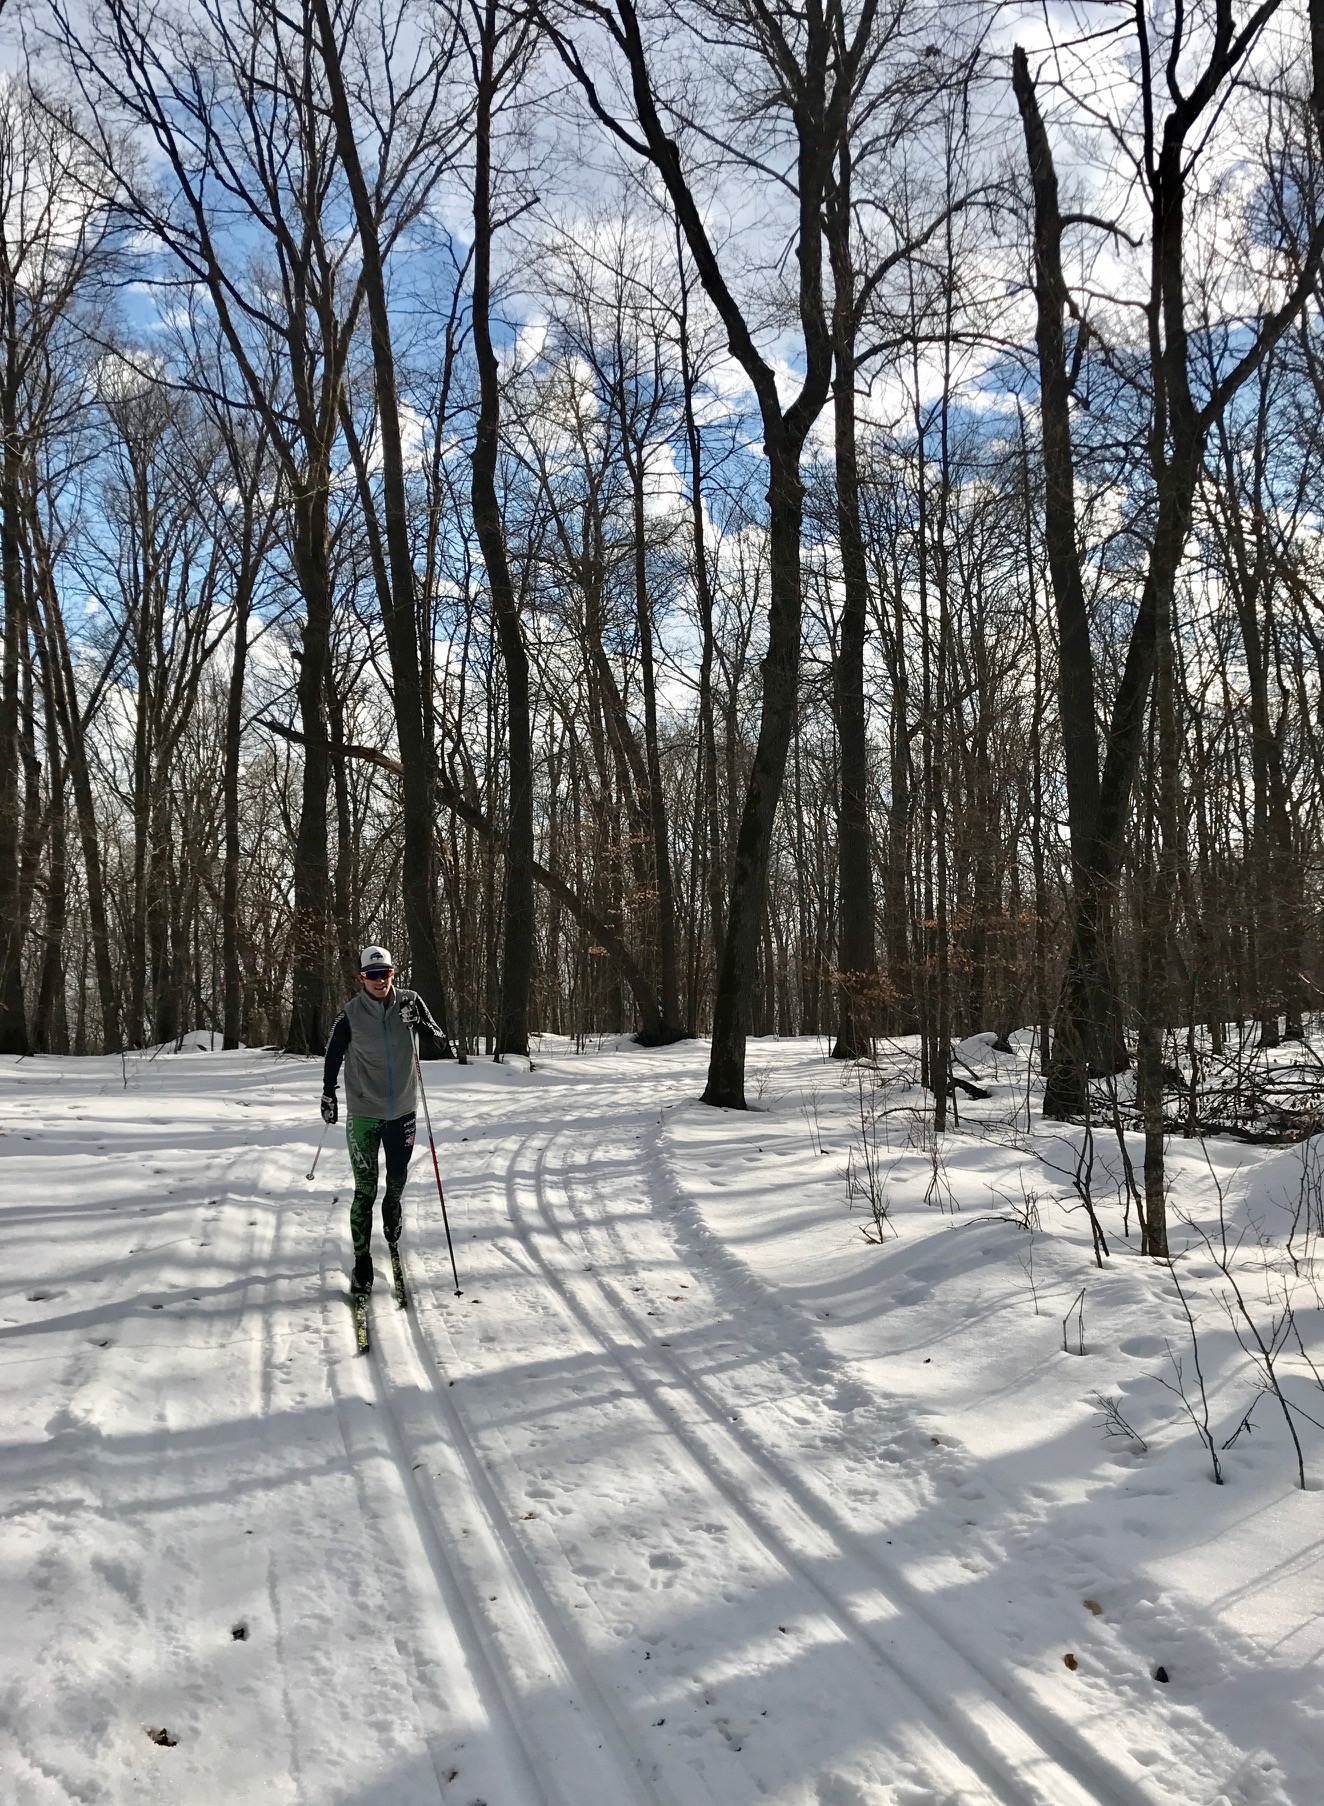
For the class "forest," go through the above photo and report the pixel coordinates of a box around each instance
[1,0,1323,1250]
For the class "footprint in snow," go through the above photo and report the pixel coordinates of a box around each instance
[648,1551,684,1570]
[1120,1335,1165,1358]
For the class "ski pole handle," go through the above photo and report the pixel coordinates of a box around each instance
[307,1118,330,1182]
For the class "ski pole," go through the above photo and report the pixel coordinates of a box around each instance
[307,1118,330,1182]
[412,1036,462,1295]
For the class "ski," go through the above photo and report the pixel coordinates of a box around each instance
[351,1288,370,1355]
[389,1243,408,1310]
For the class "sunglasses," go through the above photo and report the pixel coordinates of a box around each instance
[361,968,393,981]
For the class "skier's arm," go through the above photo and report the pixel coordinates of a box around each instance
[409,991,444,1041]
[322,1012,351,1096]
[397,988,443,1040]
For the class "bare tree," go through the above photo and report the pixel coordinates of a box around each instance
[0,80,118,1053]
[547,0,888,1106]
[312,0,466,1041]
[54,0,375,1052]
[1013,0,1324,1180]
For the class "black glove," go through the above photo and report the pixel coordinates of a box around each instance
[397,994,420,1029]
[320,1092,338,1125]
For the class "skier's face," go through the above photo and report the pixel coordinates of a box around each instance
[360,966,393,998]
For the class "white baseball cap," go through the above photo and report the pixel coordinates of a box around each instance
[359,944,394,972]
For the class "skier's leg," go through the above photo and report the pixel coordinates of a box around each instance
[346,1115,384,1290]
[381,1111,416,1247]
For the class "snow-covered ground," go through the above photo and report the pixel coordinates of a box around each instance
[2,1034,1322,1806]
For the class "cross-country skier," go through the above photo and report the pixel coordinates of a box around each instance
[320,945,444,1295]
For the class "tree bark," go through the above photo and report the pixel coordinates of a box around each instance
[286,480,334,1054]
[221,558,251,1050]
[549,0,841,1106]
[1210,400,1302,1045]
[30,508,120,1051]
[827,139,878,1061]
[1013,48,1126,1107]
[0,378,29,1054]
[312,0,451,1038]
[470,0,535,1059]
[704,433,817,1101]
[624,425,683,1042]
[676,229,724,1022]
[1012,22,1324,1124]
[32,630,68,1055]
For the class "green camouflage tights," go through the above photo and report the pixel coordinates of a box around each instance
[345,1112,416,1257]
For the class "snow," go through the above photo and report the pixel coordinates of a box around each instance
[2,1035,1323,1805]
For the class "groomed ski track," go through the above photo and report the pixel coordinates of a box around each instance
[322,1052,1161,1806]
[5,1040,1302,1805]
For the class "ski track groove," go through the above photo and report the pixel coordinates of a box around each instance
[505,1126,1023,1804]
[430,1121,999,1806]
[386,1214,674,1806]
[318,1199,543,1806]
[416,1117,1010,1805]
[322,1174,664,1806]
[258,1173,308,1806]
[576,1119,1183,1806]
[485,1108,1154,1806]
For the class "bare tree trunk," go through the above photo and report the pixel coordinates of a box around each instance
[828,142,878,1062]
[626,433,683,1043]
[312,0,452,1039]
[286,481,334,1054]
[469,0,534,1059]
[149,787,178,1045]
[1011,26,1324,1125]
[1209,397,1302,1045]
[676,232,724,1012]
[704,435,816,1104]
[221,562,251,1050]
[32,641,68,1054]
[878,561,912,1028]
[325,657,359,998]
[1140,567,1181,1255]
[31,525,119,1051]
[1013,49,1124,1108]
[931,299,957,1131]
[1020,410,1052,1073]
[551,0,846,1106]
[0,405,29,1053]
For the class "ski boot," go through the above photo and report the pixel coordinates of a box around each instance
[386,1237,407,1308]
[350,1252,374,1295]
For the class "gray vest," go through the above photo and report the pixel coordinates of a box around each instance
[337,989,418,1120]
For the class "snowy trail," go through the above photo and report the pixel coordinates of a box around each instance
[360,1235,672,1806]
[521,1119,1130,1806]
[4,1041,1322,1805]
[2,1068,322,1802]
[392,1087,1103,1805]
[587,1118,1176,1800]
[318,1204,543,1806]
[423,1097,1144,1806]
